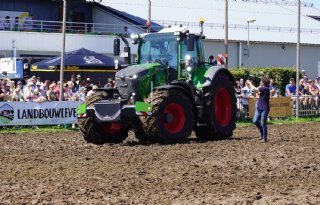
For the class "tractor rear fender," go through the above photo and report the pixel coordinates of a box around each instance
[202,65,235,88]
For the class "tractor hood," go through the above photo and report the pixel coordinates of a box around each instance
[115,65,149,79]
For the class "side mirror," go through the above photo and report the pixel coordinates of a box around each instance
[187,34,195,51]
[114,38,120,56]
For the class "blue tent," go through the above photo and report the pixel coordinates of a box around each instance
[31,48,117,71]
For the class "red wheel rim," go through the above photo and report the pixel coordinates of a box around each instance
[163,103,185,134]
[214,88,232,127]
[101,122,122,134]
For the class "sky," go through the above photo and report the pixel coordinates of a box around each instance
[308,0,320,9]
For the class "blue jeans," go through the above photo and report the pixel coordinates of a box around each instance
[253,108,269,140]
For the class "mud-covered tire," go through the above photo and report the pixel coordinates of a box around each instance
[140,89,193,144]
[196,73,237,140]
[78,91,128,144]
[132,118,150,142]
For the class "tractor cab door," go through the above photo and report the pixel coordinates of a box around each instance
[179,36,203,79]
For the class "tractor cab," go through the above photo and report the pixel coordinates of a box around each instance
[133,26,205,81]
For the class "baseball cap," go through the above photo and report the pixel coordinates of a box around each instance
[17,81,22,84]
[77,74,81,78]
[36,82,41,86]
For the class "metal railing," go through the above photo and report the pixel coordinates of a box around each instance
[236,95,320,121]
[2,18,320,36]
[0,18,155,35]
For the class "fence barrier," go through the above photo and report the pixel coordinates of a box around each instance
[236,96,320,120]
[0,101,80,126]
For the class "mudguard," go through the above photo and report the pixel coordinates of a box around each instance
[202,65,235,88]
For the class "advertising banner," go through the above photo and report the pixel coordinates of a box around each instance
[0,101,81,126]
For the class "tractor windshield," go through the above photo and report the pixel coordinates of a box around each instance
[139,33,178,69]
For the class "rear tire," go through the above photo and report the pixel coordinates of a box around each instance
[140,89,193,143]
[196,73,237,140]
[78,91,128,144]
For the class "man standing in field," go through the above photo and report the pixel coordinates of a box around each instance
[248,78,270,143]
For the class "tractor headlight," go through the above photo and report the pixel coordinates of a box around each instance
[114,59,119,70]
[186,66,192,72]
[132,74,138,79]
[185,55,191,66]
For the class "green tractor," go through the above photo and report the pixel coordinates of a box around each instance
[77,26,237,144]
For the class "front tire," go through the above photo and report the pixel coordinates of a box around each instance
[78,91,128,144]
[141,89,193,143]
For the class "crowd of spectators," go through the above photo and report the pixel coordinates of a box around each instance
[285,76,320,109]
[0,15,34,31]
[0,74,115,103]
[234,75,320,118]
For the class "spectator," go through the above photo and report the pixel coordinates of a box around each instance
[87,85,98,97]
[11,88,25,102]
[239,78,245,89]
[124,26,133,37]
[3,16,11,30]
[70,75,79,93]
[46,84,55,101]
[316,77,320,89]
[23,14,34,31]
[35,82,45,96]
[77,87,87,102]
[104,77,115,88]
[64,81,74,101]
[300,83,313,107]
[42,80,50,92]
[9,81,15,94]
[234,81,241,95]
[269,79,280,97]
[76,74,82,86]
[0,84,6,101]
[24,82,35,102]
[33,90,47,103]
[16,81,23,89]
[309,80,319,108]
[14,17,23,31]
[285,78,296,97]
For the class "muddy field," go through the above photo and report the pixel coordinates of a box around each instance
[0,123,319,205]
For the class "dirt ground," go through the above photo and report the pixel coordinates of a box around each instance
[0,123,319,205]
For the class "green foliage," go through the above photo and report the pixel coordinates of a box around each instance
[230,67,302,95]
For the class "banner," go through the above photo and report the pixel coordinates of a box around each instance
[248,97,292,118]
[0,101,81,126]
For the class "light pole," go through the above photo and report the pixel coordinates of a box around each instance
[147,0,151,33]
[59,0,67,101]
[224,0,228,69]
[295,0,301,118]
[246,18,256,57]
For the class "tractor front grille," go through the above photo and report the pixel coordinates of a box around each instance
[115,77,138,99]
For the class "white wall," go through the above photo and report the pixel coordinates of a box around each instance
[0,30,137,56]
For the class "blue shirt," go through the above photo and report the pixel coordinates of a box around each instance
[285,84,296,96]
[257,86,270,111]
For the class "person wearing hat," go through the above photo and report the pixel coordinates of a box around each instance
[70,75,79,93]
[76,74,82,86]
[24,81,35,102]
[11,88,25,102]
[35,81,45,97]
